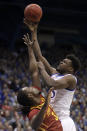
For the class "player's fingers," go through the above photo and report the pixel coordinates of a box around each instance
[22,38,26,42]
[27,33,30,40]
[30,41,33,45]
[24,18,28,24]
[28,38,32,44]
[24,35,29,42]
[24,20,27,25]
[24,42,28,46]
[24,42,27,44]
[22,37,27,43]
[23,35,27,39]
[22,38,25,41]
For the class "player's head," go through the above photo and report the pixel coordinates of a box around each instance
[17,86,41,115]
[17,86,41,106]
[56,54,81,74]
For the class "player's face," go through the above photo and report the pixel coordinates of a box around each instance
[22,87,41,104]
[57,58,73,73]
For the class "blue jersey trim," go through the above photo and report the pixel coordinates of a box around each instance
[51,73,59,76]
[65,88,75,91]
[51,73,64,77]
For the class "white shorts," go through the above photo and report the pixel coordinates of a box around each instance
[61,117,76,131]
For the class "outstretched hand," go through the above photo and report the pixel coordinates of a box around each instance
[22,33,33,47]
[24,18,38,32]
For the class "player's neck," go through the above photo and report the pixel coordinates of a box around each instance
[59,71,73,75]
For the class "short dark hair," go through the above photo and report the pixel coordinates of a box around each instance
[17,90,33,116]
[17,90,29,106]
[66,54,81,73]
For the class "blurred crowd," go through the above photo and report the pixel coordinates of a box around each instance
[0,44,87,131]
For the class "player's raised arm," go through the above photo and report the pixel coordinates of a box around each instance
[23,33,41,88]
[24,19,57,75]
[38,61,76,90]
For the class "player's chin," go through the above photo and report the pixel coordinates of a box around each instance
[56,67,63,74]
[56,66,60,72]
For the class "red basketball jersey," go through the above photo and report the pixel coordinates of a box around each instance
[28,96,63,131]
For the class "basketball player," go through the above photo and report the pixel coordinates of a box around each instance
[17,34,63,131]
[24,19,81,131]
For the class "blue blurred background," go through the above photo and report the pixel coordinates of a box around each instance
[0,0,87,131]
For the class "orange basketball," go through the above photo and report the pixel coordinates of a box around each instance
[24,4,43,22]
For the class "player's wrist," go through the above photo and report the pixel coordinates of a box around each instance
[32,35,38,43]
[31,29,37,35]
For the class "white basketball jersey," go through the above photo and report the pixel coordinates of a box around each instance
[50,73,77,120]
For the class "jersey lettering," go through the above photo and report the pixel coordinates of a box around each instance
[51,90,55,98]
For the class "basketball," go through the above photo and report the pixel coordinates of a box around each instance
[24,4,43,22]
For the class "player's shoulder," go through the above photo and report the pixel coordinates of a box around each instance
[64,74,77,79]
[28,108,40,121]
[64,74,77,84]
